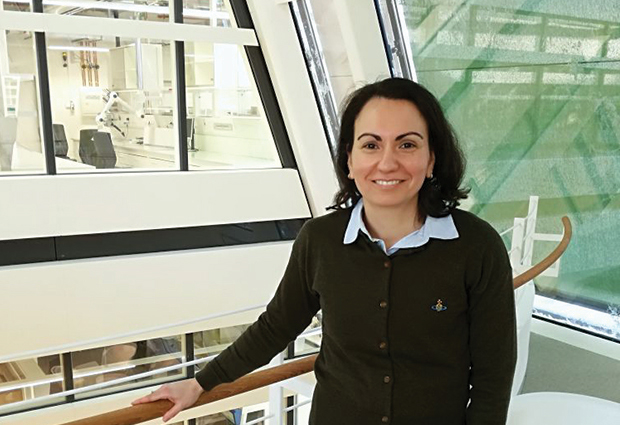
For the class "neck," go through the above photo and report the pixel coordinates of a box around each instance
[362,201,424,249]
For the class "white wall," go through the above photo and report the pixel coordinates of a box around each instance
[6,32,36,74]
[5,32,43,154]
[0,167,310,358]
[0,240,294,360]
[0,168,310,240]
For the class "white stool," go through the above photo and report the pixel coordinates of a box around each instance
[507,392,620,424]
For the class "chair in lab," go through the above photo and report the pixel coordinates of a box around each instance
[79,129,116,169]
[79,129,97,166]
[52,123,69,159]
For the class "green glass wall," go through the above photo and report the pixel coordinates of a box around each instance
[400,1,619,318]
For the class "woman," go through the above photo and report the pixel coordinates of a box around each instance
[133,78,516,424]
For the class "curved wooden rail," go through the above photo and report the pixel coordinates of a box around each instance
[60,354,317,425]
[512,216,572,289]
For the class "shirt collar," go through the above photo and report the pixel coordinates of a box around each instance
[343,199,459,254]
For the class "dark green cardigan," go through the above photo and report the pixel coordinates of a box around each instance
[197,208,516,425]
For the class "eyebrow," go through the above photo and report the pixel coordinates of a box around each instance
[357,131,424,141]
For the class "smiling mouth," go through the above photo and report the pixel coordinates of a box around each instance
[373,179,404,186]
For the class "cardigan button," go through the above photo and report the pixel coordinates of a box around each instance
[383,260,390,268]
[379,300,388,308]
[379,341,387,349]
[381,416,389,423]
[383,375,391,383]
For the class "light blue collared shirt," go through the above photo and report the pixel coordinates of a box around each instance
[343,199,459,255]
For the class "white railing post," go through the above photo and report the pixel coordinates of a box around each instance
[510,217,526,276]
[513,195,563,279]
[522,195,539,270]
[267,352,285,425]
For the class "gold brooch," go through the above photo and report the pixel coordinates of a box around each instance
[431,299,447,312]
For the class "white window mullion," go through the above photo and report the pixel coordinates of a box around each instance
[0,10,258,45]
[245,0,339,216]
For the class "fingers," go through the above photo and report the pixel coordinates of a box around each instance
[162,403,184,423]
[131,387,167,405]
[130,381,197,423]
[131,394,152,405]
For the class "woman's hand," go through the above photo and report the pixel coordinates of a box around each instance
[131,378,204,422]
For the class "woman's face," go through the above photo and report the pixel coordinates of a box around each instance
[347,97,435,213]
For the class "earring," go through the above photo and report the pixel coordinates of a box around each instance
[428,173,440,190]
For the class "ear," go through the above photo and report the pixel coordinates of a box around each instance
[427,151,435,178]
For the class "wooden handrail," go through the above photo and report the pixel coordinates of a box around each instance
[512,216,572,289]
[58,217,572,425]
[60,355,317,425]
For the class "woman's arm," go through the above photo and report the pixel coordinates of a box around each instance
[466,232,517,424]
[132,223,320,422]
[195,222,320,390]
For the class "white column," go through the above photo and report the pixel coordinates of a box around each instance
[267,352,285,425]
[246,0,339,216]
[332,0,391,84]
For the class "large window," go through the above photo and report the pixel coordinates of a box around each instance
[47,34,178,171]
[184,41,280,170]
[0,0,284,174]
[379,0,620,339]
[183,0,234,28]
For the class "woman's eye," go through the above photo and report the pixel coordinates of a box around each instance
[362,142,377,149]
[400,141,416,149]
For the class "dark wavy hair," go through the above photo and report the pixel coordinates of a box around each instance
[329,77,469,218]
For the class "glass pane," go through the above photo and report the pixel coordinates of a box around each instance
[43,0,170,23]
[183,0,235,28]
[290,0,339,152]
[244,406,266,425]
[192,408,239,424]
[0,30,45,175]
[184,42,281,169]
[193,324,251,364]
[291,312,321,358]
[0,354,64,414]
[305,0,355,108]
[46,33,178,172]
[72,336,183,398]
[1,1,29,12]
[397,1,620,336]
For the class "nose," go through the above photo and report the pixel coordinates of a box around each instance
[377,146,398,172]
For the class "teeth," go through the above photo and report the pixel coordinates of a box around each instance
[375,180,401,186]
